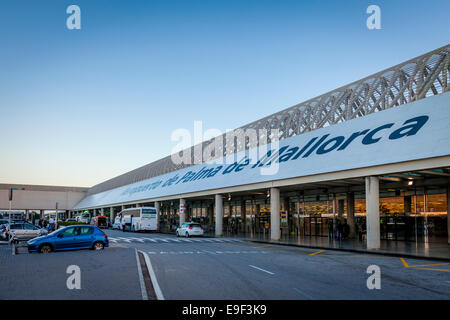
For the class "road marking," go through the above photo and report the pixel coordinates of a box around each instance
[252,245,272,249]
[144,238,157,242]
[135,249,148,300]
[400,258,410,267]
[139,250,165,300]
[293,287,313,300]
[249,265,275,275]
[148,251,156,254]
[416,267,450,272]
[131,238,145,243]
[159,239,169,242]
[309,249,326,256]
[407,262,450,268]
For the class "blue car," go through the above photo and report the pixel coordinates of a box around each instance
[27,225,109,253]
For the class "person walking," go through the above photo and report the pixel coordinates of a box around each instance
[327,219,334,239]
[48,217,54,232]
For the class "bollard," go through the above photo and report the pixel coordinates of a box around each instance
[11,241,16,255]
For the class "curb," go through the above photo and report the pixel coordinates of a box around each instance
[248,239,450,262]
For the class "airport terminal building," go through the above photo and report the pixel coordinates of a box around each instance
[3,45,450,254]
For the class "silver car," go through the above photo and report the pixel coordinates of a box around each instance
[7,222,48,240]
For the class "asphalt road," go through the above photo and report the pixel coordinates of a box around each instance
[0,229,448,300]
[105,230,450,300]
[0,243,142,300]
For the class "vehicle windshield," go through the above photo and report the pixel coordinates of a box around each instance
[48,227,68,237]
[142,209,157,218]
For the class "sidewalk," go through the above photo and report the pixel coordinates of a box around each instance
[224,233,450,261]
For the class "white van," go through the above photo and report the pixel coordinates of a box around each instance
[119,207,158,232]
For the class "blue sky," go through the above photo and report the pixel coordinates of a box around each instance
[0,0,449,187]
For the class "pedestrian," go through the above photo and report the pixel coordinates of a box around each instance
[337,220,343,240]
[343,222,350,240]
[327,219,333,239]
[48,217,54,232]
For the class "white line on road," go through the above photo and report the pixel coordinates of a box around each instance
[249,265,275,275]
[293,287,313,300]
[139,250,165,300]
[144,238,157,242]
[135,249,148,300]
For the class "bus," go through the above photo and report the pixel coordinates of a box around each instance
[120,207,158,232]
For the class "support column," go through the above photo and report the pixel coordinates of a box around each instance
[179,198,186,226]
[346,192,356,239]
[100,208,104,216]
[270,187,281,241]
[215,194,223,237]
[365,176,380,249]
[110,207,114,222]
[338,199,345,221]
[241,200,247,234]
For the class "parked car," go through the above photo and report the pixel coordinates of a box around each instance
[7,222,48,240]
[27,225,109,253]
[176,222,204,237]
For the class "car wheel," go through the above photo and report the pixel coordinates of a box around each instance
[39,244,52,254]
[93,241,104,250]
[185,232,189,238]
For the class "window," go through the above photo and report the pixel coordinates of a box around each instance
[23,224,36,230]
[60,228,79,237]
[11,224,23,230]
[79,227,94,235]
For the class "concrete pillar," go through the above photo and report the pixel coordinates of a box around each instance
[365,177,380,249]
[100,208,104,216]
[241,200,247,234]
[110,207,114,222]
[179,198,186,226]
[270,187,281,241]
[338,199,345,221]
[215,194,223,237]
[346,192,356,239]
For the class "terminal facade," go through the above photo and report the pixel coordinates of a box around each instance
[3,45,450,252]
